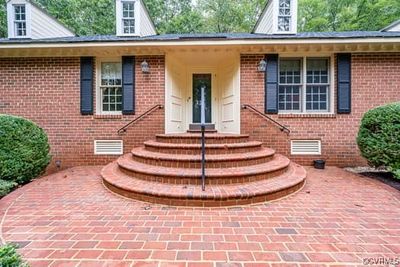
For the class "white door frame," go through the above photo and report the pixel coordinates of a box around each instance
[186,67,219,132]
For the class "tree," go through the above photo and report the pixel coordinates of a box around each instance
[146,0,205,33]
[198,0,265,33]
[0,0,400,37]
[298,0,400,32]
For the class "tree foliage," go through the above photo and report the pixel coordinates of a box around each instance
[0,0,399,36]
[299,0,400,32]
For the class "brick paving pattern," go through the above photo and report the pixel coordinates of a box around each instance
[0,166,399,266]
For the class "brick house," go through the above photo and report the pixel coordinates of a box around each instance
[1,0,400,174]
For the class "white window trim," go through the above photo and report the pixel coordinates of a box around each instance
[278,54,335,115]
[273,0,298,34]
[7,1,32,39]
[96,58,123,115]
[116,0,141,36]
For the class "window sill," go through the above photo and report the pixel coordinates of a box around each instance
[93,114,123,120]
[278,113,336,118]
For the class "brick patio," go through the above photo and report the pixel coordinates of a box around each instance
[0,166,399,267]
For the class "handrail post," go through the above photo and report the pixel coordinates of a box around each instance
[200,85,206,191]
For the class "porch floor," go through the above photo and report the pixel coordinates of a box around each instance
[0,166,399,266]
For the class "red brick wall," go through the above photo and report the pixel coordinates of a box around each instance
[0,56,165,172]
[1,53,399,170]
[240,53,400,166]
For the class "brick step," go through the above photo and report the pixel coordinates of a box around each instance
[102,162,306,207]
[155,133,250,144]
[144,140,263,155]
[117,153,290,185]
[131,147,275,168]
[187,129,218,133]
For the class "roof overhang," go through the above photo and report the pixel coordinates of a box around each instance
[1,38,400,57]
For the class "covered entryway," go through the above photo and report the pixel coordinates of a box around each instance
[165,50,240,134]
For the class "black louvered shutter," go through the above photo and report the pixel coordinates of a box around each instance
[265,54,279,114]
[80,57,94,115]
[337,54,352,114]
[122,56,135,115]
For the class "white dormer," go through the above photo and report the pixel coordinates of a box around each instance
[253,0,298,35]
[381,19,400,32]
[116,0,156,37]
[7,0,75,39]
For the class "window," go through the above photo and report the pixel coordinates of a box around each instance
[122,1,135,34]
[279,59,301,111]
[279,57,331,113]
[100,62,122,113]
[278,0,291,32]
[14,5,26,37]
[306,59,329,111]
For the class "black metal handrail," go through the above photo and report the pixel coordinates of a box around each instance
[242,104,290,135]
[200,86,206,191]
[117,104,164,135]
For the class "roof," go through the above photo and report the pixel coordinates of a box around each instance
[381,19,400,32]
[1,31,400,44]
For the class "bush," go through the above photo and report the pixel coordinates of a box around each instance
[0,244,28,267]
[357,102,400,179]
[0,179,17,197]
[0,115,51,184]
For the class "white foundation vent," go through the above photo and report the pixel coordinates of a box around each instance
[291,140,321,155]
[94,140,123,155]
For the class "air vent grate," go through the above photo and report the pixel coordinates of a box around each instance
[94,140,123,155]
[291,140,321,155]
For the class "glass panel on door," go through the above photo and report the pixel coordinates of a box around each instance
[192,74,212,123]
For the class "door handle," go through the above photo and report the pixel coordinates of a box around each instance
[187,97,191,102]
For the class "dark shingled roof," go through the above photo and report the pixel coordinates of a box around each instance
[1,31,400,44]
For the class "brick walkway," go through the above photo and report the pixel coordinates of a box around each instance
[0,166,399,267]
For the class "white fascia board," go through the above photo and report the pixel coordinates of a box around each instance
[0,37,400,49]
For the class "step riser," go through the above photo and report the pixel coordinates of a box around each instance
[118,165,289,185]
[131,154,274,168]
[155,137,250,144]
[144,145,263,155]
[103,179,305,207]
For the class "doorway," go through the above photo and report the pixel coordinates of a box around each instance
[192,74,212,124]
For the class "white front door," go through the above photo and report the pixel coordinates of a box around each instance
[165,57,186,133]
[219,57,240,134]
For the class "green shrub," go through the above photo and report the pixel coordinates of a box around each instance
[0,115,51,184]
[0,179,17,197]
[0,244,29,267]
[357,102,400,179]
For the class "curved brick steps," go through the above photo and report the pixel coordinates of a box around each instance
[144,140,263,155]
[102,161,306,207]
[131,146,275,168]
[118,153,290,185]
[101,132,307,206]
[155,133,250,144]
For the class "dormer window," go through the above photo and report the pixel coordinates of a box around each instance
[115,0,156,37]
[14,4,27,37]
[116,0,140,36]
[122,1,135,34]
[278,0,291,32]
